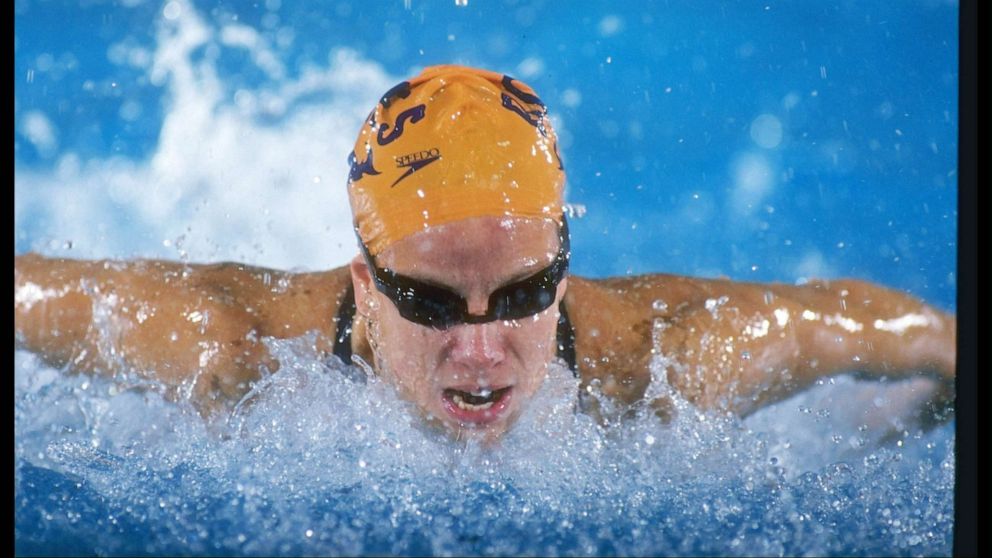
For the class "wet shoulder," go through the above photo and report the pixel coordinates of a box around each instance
[563,274,696,405]
[192,262,354,340]
[563,273,791,404]
[253,265,353,340]
[562,273,845,407]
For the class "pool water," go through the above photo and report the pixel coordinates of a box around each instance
[15,333,953,556]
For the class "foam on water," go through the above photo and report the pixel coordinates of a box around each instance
[15,332,953,556]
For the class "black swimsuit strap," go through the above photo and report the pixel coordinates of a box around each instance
[332,283,357,364]
[331,283,578,377]
[556,301,578,376]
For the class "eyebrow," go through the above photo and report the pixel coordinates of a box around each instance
[382,246,562,295]
[491,250,560,286]
[358,216,569,294]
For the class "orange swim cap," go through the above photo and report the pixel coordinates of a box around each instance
[347,65,566,255]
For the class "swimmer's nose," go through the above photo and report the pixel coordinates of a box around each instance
[448,321,506,370]
[465,293,488,316]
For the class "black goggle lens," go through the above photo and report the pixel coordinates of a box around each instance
[393,282,466,329]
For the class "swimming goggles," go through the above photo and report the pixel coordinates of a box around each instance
[357,217,570,330]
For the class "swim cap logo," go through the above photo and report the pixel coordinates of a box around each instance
[391,148,441,188]
[379,81,412,108]
[377,104,427,146]
[499,75,564,170]
[348,148,380,183]
[500,75,548,134]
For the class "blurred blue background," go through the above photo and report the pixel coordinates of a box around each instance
[14,0,958,310]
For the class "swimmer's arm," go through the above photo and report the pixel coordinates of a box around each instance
[657,278,956,416]
[15,253,352,415]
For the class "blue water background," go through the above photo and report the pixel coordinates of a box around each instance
[15,0,957,308]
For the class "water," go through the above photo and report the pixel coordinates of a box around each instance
[15,1,957,555]
[16,334,953,556]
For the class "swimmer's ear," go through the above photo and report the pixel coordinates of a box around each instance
[349,255,373,309]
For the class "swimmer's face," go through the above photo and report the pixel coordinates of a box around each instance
[350,216,566,442]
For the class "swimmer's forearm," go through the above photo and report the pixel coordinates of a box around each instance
[14,253,349,416]
[15,253,227,378]
[15,253,107,373]
[790,279,956,383]
[646,277,955,415]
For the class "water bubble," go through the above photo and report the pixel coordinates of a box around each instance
[561,89,582,108]
[163,1,182,19]
[563,203,587,218]
[704,295,729,317]
[750,114,783,149]
[597,15,623,37]
[119,101,142,122]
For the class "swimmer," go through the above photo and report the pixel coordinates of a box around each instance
[14,65,955,442]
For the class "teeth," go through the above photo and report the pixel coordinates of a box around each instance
[451,393,494,411]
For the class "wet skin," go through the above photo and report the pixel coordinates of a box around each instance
[15,216,956,439]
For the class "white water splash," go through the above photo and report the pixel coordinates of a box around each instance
[15,333,954,555]
[15,0,395,271]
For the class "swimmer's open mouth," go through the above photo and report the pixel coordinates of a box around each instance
[441,386,513,424]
